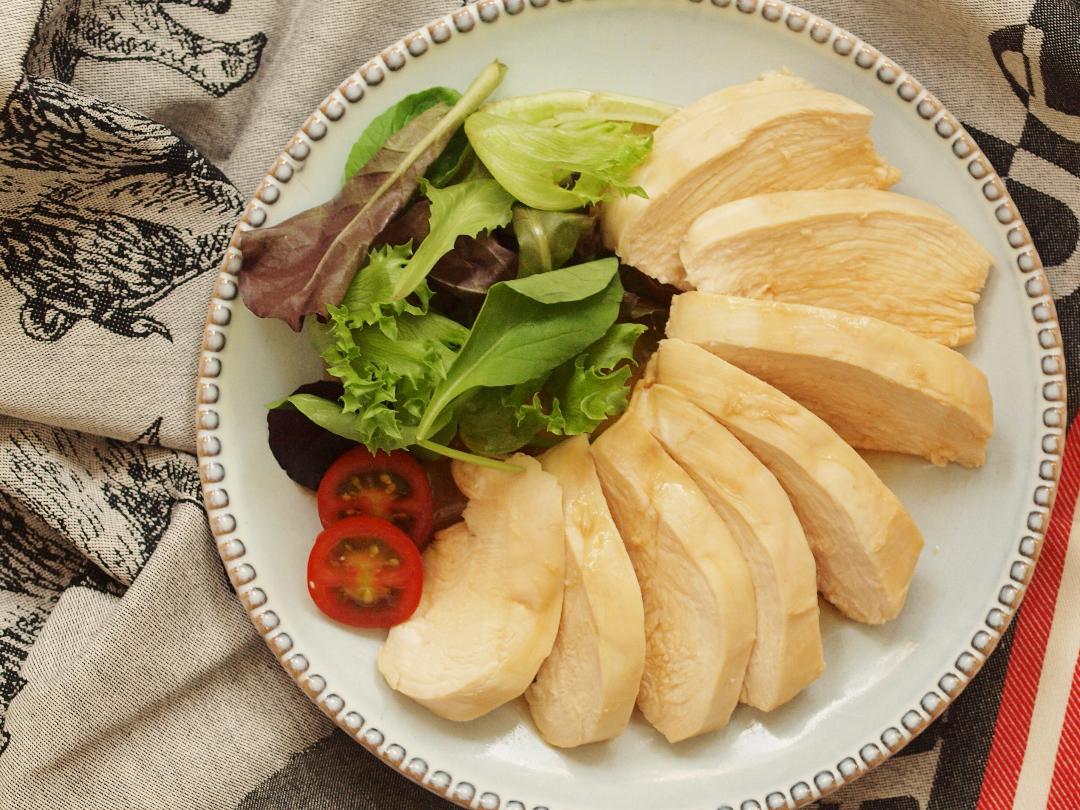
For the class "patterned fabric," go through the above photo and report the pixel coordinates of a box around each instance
[0,1,1076,808]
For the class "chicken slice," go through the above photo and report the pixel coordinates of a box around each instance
[524,436,646,747]
[638,385,824,711]
[591,405,755,742]
[602,73,900,289]
[680,189,992,346]
[378,454,564,721]
[650,339,924,624]
[667,292,994,467]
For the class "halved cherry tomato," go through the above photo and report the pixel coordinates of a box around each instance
[317,448,433,548]
[307,516,423,628]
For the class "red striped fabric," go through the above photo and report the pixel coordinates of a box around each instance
[1047,648,1080,809]
[976,425,1080,810]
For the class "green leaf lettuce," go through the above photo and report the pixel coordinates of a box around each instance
[457,322,645,454]
[465,113,652,211]
[343,86,462,183]
[388,179,515,301]
[512,207,597,277]
[417,258,623,440]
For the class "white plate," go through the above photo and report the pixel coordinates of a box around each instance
[195,1,1066,808]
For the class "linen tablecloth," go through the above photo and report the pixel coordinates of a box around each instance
[1,1,1077,808]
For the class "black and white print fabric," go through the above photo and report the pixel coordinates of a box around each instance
[983,0,1080,421]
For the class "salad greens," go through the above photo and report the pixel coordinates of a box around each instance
[251,61,675,469]
[315,306,467,447]
[425,130,477,188]
[239,106,449,330]
[482,89,676,126]
[343,83,482,190]
[372,198,518,317]
[343,86,462,182]
[290,178,514,457]
[540,321,647,434]
[267,380,358,490]
[283,258,627,471]
[278,301,467,451]
[239,61,507,330]
[387,179,514,301]
[415,258,622,442]
[465,113,652,211]
[461,87,674,212]
[512,208,597,277]
[457,321,645,455]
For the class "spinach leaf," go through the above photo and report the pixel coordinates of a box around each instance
[512,207,596,277]
[503,257,618,303]
[343,86,462,183]
[416,258,622,439]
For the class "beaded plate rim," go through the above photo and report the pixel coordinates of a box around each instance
[194,1,1067,808]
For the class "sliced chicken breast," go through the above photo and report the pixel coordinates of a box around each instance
[638,385,824,711]
[378,454,564,721]
[680,189,992,346]
[650,339,924,624]
[591,405,755,742]
[668,292,994,467]
[525,436,646,747]
[602,73,900,289]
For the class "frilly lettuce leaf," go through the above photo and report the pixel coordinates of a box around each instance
[306,305,468,453]
[537,322,647,435]
[333,243,429,337]
[464,112,652,211]
[482,89,676,127]
[290,175,514,455]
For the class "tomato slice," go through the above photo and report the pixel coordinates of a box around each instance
[317,448,434,548]
[307,516,423,628]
